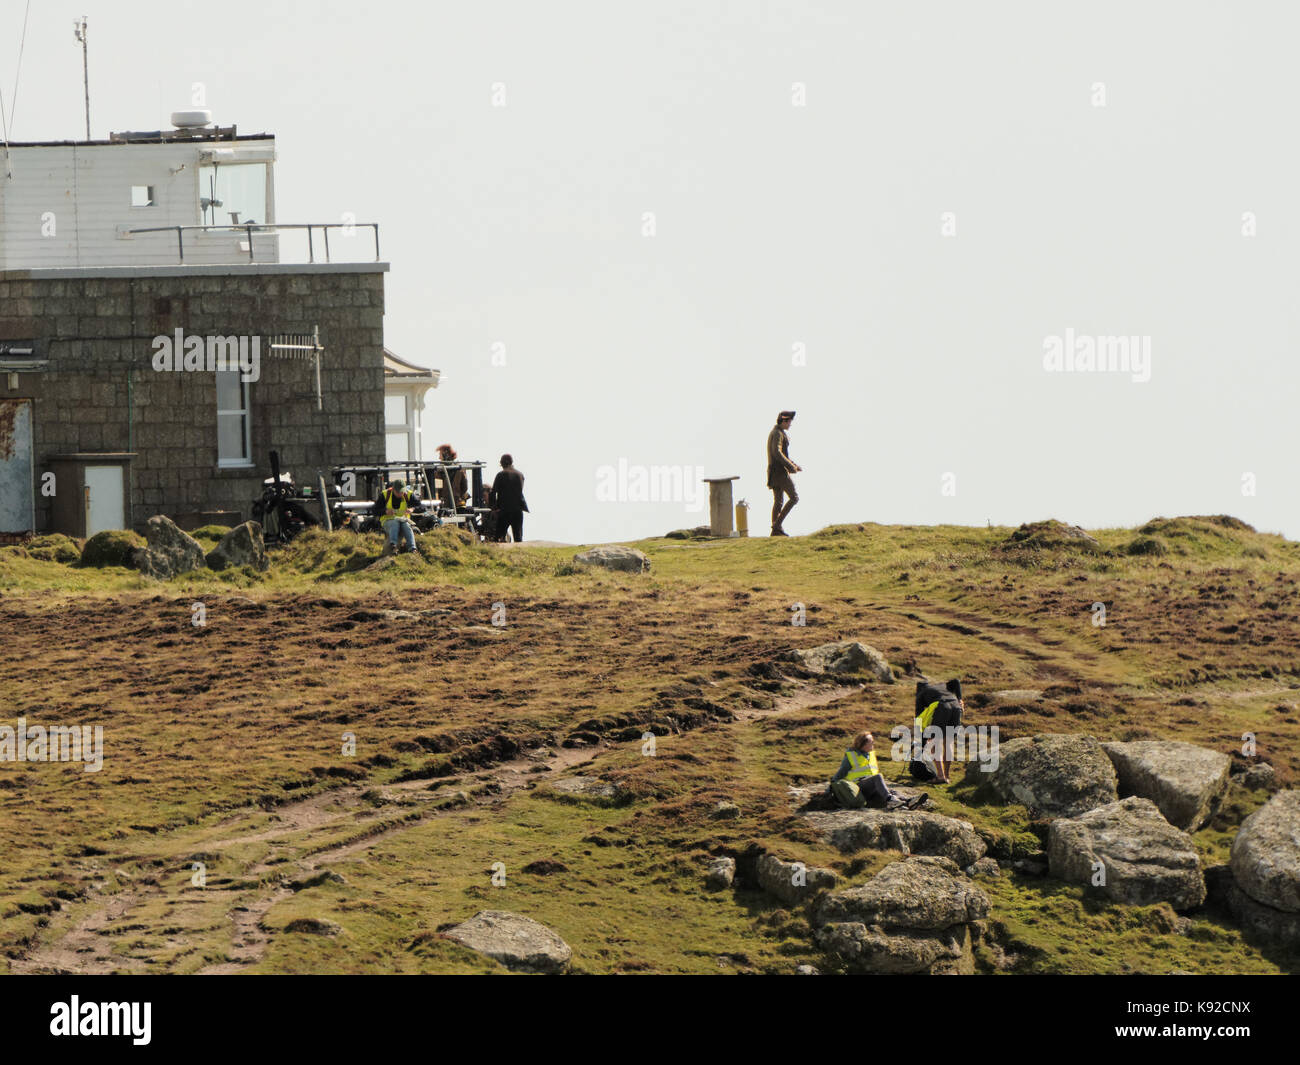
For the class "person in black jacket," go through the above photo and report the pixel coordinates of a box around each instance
[914,679,965,783]
[490,453,527,542]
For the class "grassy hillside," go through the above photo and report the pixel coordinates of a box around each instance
[1,516,1296,974]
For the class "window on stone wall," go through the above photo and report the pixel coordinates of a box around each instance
[386,432,409,461]
[216,371,252,467]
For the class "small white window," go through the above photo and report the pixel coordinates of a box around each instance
[216,370,252,466]
[385,431,409,461]
[131,185,156,207]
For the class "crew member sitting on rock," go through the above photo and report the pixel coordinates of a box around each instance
[374,478,418,556]
[828,731,929,811]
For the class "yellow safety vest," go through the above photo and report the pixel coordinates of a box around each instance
[916,701,939,731]
[845,748,878,781]
[383,489,411,518]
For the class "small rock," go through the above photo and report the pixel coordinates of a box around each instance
[573,545,651,573]
[784,641,893,683]
[1241,763,1276,791]
[1012,859,1047,877]
[965,857,1001,878]
[756,854,837,906]
[795,964,820,975]
[706,856,736,891]
[710,801,740,820]
[443,910,572,974]
[134,515,207,580]
[542,776,625,805]
[205,521,270,571]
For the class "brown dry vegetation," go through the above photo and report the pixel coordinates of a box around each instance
[0,516,1297,974]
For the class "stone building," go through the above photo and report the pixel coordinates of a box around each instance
[0,112,435,537]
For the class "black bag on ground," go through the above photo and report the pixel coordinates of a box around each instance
[908,758,939,782]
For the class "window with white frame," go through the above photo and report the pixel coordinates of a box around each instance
[216,370,252,466]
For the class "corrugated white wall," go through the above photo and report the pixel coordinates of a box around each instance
[0,139,278,268]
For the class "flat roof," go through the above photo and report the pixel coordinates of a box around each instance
[2,131,273,148]
[1,263,388,280]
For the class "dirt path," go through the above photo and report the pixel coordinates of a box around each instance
[12,678,859,976]
[11,734,611,974]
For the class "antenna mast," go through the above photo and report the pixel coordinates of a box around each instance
[73,17,90,140]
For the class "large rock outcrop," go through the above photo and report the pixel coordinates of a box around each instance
[206,521,270,571]
[988,734,1118,818]
[813,856,990,974]
[1102,740,1230,832]
[785,641,893,683]
[133,515,207,580]
[802,808,986,868]
[442,910,572,973]
[1047,797,1206,910]
[1228,791,1300,945]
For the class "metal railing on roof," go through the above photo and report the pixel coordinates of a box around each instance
[121,222,380,264]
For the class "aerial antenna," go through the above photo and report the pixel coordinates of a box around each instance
[1,0,34,178]
[74,16,90,140]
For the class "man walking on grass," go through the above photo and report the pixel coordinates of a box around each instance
[767,409,801,536]
[490,453,527,543]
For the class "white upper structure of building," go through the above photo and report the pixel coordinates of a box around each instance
[0,109,438,458]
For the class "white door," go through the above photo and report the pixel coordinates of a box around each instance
[84,465,125,536]
[0,399,34,534]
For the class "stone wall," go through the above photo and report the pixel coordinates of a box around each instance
[0,265,386,532]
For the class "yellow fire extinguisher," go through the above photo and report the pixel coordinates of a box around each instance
[735,498,749,537]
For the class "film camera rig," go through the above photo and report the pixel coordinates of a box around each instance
[251,451,492,545]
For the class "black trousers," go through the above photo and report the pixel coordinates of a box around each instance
[499,510,524,543]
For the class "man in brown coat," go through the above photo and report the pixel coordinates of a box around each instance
[767,409,801,536]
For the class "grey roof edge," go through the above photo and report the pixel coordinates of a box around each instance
[383,348,440,376]
[4,263,390,280]
[3,133,275,148]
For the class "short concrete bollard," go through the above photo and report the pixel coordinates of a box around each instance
[703,476,739,537]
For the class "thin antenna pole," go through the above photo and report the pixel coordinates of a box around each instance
[74,17,90,140]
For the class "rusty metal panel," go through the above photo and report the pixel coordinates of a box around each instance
[0,399,35,534]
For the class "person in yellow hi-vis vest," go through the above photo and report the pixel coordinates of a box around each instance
[828,731,929,810]
[374,478,418,555]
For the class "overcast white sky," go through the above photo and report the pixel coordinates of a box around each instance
[4,1,1297,543]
